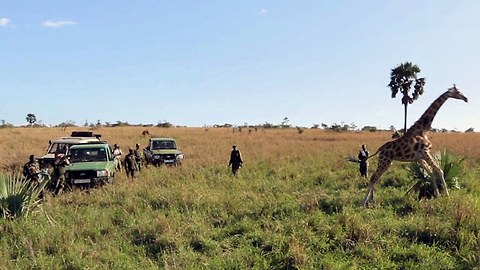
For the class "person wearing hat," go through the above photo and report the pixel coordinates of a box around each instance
[53,150,70,195]
[113,144,123,172]
[23,154,40,182]
[358,144,369,178]
[124,148,139,179]
[133,143,143,171]
[228,144,243,176]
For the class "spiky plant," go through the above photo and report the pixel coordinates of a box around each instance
[405,150,464,200]
[0,171,50,219]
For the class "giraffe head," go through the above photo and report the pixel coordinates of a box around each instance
[447,84,468,102]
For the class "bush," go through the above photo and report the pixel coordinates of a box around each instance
[0,172,49,219]
[405,150,464,200]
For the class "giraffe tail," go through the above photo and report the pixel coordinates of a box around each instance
[366,148,380,160]
[347,156,359,163]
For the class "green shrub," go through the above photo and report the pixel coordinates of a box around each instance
[0,172,49,219]
[405,150,464,200]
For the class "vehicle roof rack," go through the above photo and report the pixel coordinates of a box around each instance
[84,141,108,144]
[70,131,102,138]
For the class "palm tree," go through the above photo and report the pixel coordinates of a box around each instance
[388,62,426,133]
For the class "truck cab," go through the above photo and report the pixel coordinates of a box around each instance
[65,142,118,186]
[143,138,184,166]
[39,131,101,168]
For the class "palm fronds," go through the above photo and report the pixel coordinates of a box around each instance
[405,150,464,199]
[0,171,50,219]
[437,149,463,190]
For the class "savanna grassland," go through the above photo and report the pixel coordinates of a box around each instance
[0,127,479,269]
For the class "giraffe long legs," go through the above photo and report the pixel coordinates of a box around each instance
[418,160,432,174]
[363,159,392,207]
[424,154,449,196]
[418,159,440,198]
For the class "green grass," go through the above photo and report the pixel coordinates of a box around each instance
[0,130,479,269]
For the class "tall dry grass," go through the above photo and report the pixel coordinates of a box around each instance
[0,127,479,268]
[1,127,479,172]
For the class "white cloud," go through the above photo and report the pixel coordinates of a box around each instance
[43,20,77,28]
[0,18,11,27]
[259,8,268,15]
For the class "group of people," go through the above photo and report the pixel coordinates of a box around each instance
[23,140,366,189]
[113,143,245,177]
[229,144,371,178]
[22,143,245,192]
[23,151,69,195]
[22,143,143,194]
[112,143,245,177]
[112,143,143,178]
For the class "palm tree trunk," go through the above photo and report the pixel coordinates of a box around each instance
[403,102,408,134]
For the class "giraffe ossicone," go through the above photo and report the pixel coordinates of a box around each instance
[363,84,468,207]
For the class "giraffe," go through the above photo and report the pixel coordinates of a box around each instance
[363,84,468,206]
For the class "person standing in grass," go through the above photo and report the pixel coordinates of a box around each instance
[23,154,40,182]
[134,143,143,171]
[53,151,70,195]
[124,148,139,179]
[228,144,243,176]
[358,144,369,178]
[113,144,123,172]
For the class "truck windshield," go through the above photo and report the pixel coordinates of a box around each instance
[47,143,69,154]
[151,140,176,150]
[70,148,107,163]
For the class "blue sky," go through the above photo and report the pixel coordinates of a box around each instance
[1,1,479,130]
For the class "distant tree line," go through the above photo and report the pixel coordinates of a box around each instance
[0,113,475,133]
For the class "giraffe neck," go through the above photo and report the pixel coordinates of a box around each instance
[406,91,450,135]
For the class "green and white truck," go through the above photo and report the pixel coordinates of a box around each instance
[65,142,118,186]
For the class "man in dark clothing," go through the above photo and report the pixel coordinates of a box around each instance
[358,144,369,178]
[124,148,139,179]
[228,145,243,176]
[23,154,40,182]
[53,152,70,195]
[134,143,143,171]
